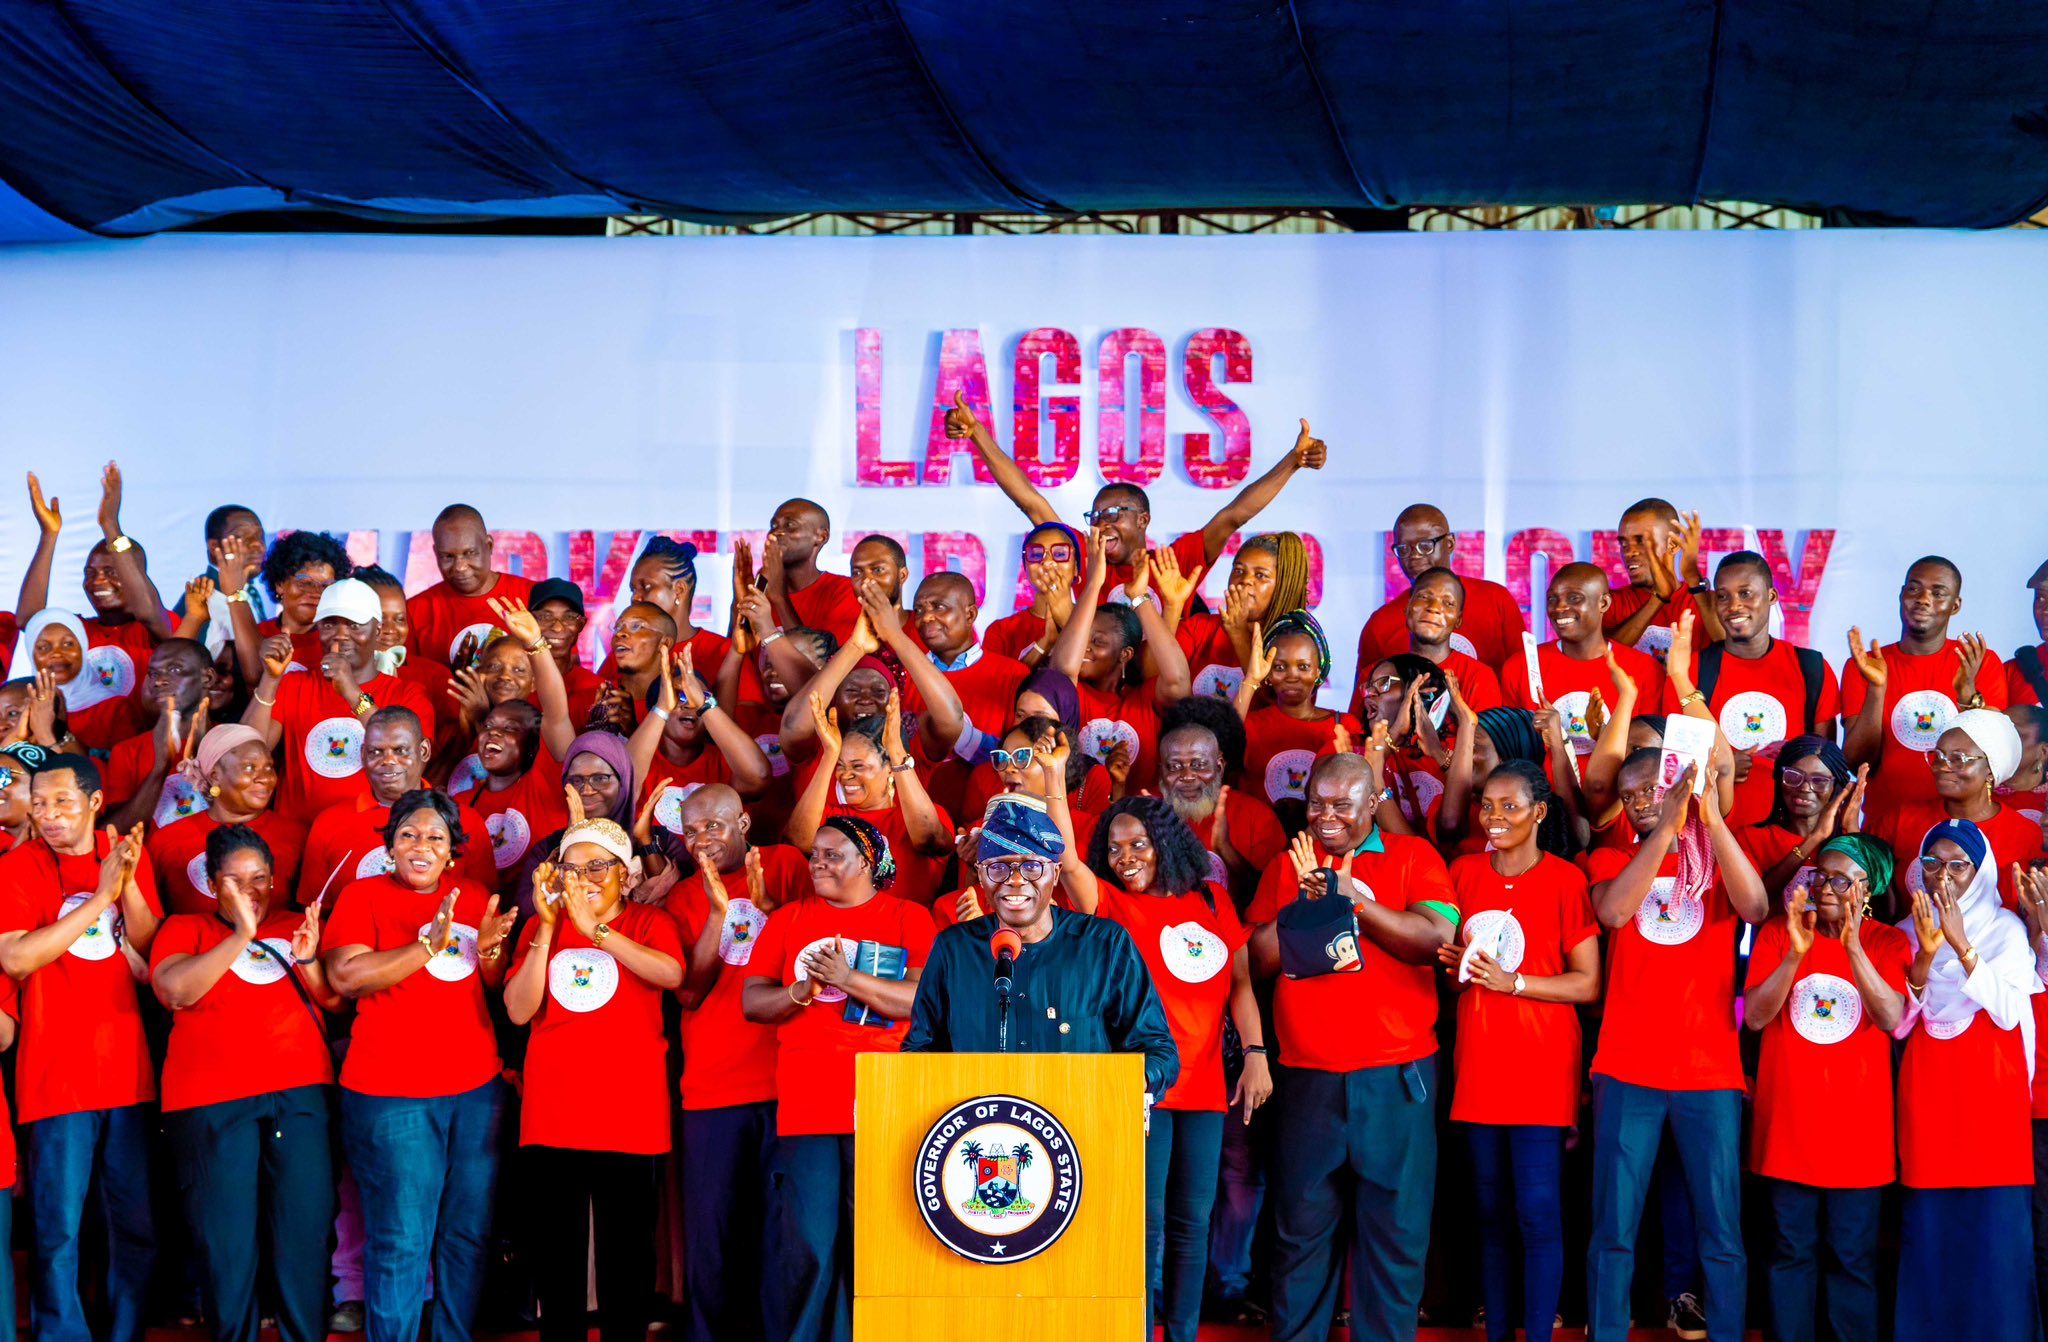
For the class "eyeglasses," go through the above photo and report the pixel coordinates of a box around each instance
[558,857,622,881]
[1778,770,1834,792]
[990,747,1035,771]
[978,858,1048,883]
[1919,856,1977,882]
[1813,874,1867,896]
[1082,505,1138,525]
[1365,674,1406,694]
[1023,543,1075,565]
[1926,748,1988,771]
[565,771,618,790]
[1390,534,1449,560]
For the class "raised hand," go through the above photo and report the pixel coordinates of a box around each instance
[476,894,517,959]
[452,631,483,672]
[1086,522,1111,575]
[759,533,787,597]
[1909,884,1944,956]
[848,612,881,657]
[1676,510,1706,587]
[1104,737,1133,791]
[1035,731,1071,794]
[731,537,757,597]
[882,686,906,762]
[27,472,60,536]
[810,693,842,755]
[696,845,732,913]
[1785,882,1816,957]
[1026,559,1074,625]
[954,888,985,924]
[1444,667,1477,729]
[291,896,324,962]
[1583,687,1609,741]
[184,574,216,614]
[222,876,261,939]
[1659,764,1699,831]
[449,667,491,734]
[1149,549,1202,613]
[213,533,258,594]
[1287,829,1328,894]
[22,671,59,745]
[1220,581,1254,639]
[562,783,586,826]
[632,784,666,847]
[1929,869,1971,954]
[1123,547,1152,603]
[675,644,706,710]
[426,891,458,954]
[1847,628,1886,689]
[151,696,183,769]
[2015,865,2048,944]
[97,461,124,538]
[744,847,772,913]
[1532,700,1564,748]
[1669,608,1696,677]
[856,579,907,645]
[1330,718,1353,756]
[1292,418,1328,470]
[490,597,542,651]
[1362,719,1392,781]
[1954,632,1988,703]
[260,634,296,681]
[944,390,985,441]
[1241,623,1274,689]
[532,862,562,926]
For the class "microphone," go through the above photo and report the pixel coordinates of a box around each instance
[989,928,1022,996]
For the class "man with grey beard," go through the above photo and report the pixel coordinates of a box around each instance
[1156,721,1288,910]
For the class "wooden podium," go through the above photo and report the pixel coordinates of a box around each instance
[853,1052,1145,1341]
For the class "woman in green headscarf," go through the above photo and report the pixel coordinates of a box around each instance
[1740,832,1911,1342]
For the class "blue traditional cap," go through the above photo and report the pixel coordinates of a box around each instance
[977,793,1066,863]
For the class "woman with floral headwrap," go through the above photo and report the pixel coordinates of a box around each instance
[741,813,933,1342]
[1892,818,2041,1341]
[18,609,141,753]
[146,724,308,916]
[1233,610,1362,817]
[1742,832,1910,1342]
[506,817,684,1342]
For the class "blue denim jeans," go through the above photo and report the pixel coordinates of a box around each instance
[680,1102,780,1342]
[1464,1123,1565,1342]
[1586,1079,1745,1342]
[1144,1109,1224,1342]
[1205,1097,1266,1302]
[340,1080,505,1342]
[26,1105,155,1342]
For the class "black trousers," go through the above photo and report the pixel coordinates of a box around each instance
[680,1101,780,1342]
[161,1085,335,1342]
[522,1146,660,1342]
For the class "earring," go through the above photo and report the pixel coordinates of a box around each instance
[207,785,220,798]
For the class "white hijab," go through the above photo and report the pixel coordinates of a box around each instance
[14,609,123,714]
[1897,817,2040,1075]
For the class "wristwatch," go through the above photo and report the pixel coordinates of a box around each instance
[890,756,918,773]
[1687,582,1709,596]
[224,589,251,606]
[1512,973,1527,996]
[108,534,134,555]
[590,923,612,946]
[354,692,376,715]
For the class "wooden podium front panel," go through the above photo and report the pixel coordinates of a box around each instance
[852,1051,1144,1332]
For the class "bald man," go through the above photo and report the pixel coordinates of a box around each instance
[661,784,813,1342]
[1352,504,1527,685]
[408,503,536,667]
[1396,568,1503,713]
[1504,563,1666,755]
[1246,752,1458,1342]
[1605,497,1724,659]
[761,497,859,645]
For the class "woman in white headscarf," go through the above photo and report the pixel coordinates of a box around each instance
[1891,817,2041,1341]
[1869,708,2045,913]
[15,609,140,753]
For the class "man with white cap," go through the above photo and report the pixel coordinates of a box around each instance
[242,578,436,824]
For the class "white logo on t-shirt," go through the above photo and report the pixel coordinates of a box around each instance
[356,848,394,880]
[1159,921,1228,983]
[1789,972,1860,1044]
[1554,691,1596,756]
[154,774,208,828]
[304,716,366,779]
[1719,690,1789,751]
[82,645,136,698]
[1462,909,1527,973]
[418,921,479,982]
[548,947,619,1012]
[794,935,853,1003]
[719,898,768,966]
[1925,1013,1973,1040]
[655,784,706,835]
[185,853,215,901]
[1634,875,1703,946]
[446,754,487,796]
[448,622,500,666]
[1263,749,1318,804]
[1192,664,1245,703]
[58,893,118,961]
[229,938,294,986]
[487,809,531,869]
[1890,689,1957,753]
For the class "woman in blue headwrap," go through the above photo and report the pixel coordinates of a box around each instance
[1892,818,2042,1342]
[1742,832,1910,1342]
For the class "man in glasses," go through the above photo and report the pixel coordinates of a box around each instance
[1660,552,1841,828]
[945,395,1327,594]
[903,795,1178,1098]
[1352,503,1528,689]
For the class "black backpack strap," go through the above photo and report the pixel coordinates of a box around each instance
[1793,644,1829,736]
[1695,643,1724,704]
[2020,645,2048,707]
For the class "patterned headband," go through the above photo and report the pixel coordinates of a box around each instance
[821,814,897,891]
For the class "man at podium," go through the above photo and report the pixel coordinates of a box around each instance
[902,795,1177,1096]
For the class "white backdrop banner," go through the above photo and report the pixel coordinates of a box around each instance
[1,231,2044,697]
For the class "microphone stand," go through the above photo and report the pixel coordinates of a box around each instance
[996,978,1011,1054]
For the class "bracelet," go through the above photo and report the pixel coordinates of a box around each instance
[294,956,317,966]
[1960,694,1986,711]
[590,922,612,945]
[1241,1044,1268,1057]
[108,534,134,555]
[417,933,435,958]
[698,693,719,713]
[354,693,376,715]
[1677,690,1706,709]
[650,705,671,722]
[760,629,786,647]
[479,943,503,962]
[224,590,251,606]
[253,690,276,707]
[788,981,813,1006]
[1961,946,1980,971]
[526,637,548,655]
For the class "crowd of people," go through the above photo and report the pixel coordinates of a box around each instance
[0,413,2043,1342]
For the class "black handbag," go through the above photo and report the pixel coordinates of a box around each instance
[1275,868,1363,979]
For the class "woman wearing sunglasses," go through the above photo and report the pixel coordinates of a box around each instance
[1891,818,2041,1341]
[1741,833,1909,1342]
[1865,708,2045,920]
[504,818,684,1342]
[982,524,1085,665]
[1732,736,1865,905]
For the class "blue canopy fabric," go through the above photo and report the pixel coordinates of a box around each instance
[2,1,2046,240]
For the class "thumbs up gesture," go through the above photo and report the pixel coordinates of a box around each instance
[1292,418,1328,470]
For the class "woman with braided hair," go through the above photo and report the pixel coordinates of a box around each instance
[740,812,933,1342]
[1173,531,1311,703]
[624,534,750,690]
[1438,757,1602,1342]
[1233,609,1361,819]
[1437,693,1588,859]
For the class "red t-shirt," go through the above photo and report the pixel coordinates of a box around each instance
[2008,644,2047,708]
[786,572,860,646]
[1446,852,1599,1126]
[1898,1000,2035,1188]
[147,810,307,917]
[983,609,1049,665]
[1584,846,1746,1091]
[665,844,814,1110]
[299,796,499,910]
[1602,586,1705,662]
[0,835,164,1122]
[149,910,333,1111]
[1503,640,1668,756]
[0,977,16,1186]
[270,670,436,824]
[1246,832,1457,1073]
[65,695,143,755]
[510,902,683,1153]
[322,875,502,1098]
[907,646,1031,753]
[257,620,324,675]
[638,749,735,834]
[819,799,953,910]
[456,756,568,891]
[1176,613,1246,704]
[1095,878,1247,1111]
[1354,577,1528,684]
[1076,678,1168,792]
[1184,793,1290,891]
[1735,822,1811,898]
[1838,639,2009,826]
[1243,707,1362,807]
[1384,748,1448,836]
[407,574,537,669]
[748,893,936,1136]
[1744,917,1909,1186]
[100,732,210,829]
[1663,640,1843,828]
